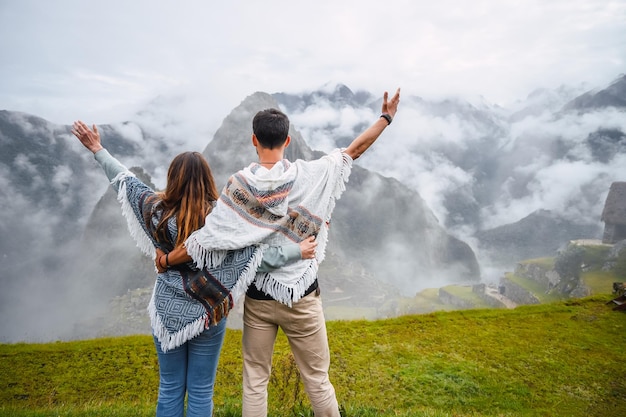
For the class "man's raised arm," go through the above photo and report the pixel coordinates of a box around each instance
[344,88,400,160]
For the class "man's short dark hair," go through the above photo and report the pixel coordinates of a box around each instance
[252,108,290,149]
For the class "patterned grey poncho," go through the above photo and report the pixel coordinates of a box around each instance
[111,170,263,352]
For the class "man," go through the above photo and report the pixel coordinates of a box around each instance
[162,88,400,416]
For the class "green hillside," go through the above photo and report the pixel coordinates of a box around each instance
[402,241,624,313]
[1,295,625,417]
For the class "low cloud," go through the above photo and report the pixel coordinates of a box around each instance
[2,73,624,342]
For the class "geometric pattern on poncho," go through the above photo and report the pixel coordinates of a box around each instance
[121,175,256,348]
[180,245,256,327]
[154,278,205,332]
[207,248,254,289]
[222,172,323,241]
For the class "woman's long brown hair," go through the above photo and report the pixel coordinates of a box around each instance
[152,152,219,247]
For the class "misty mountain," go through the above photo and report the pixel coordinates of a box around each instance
[273,83,374,114]
[203,92,480,292]
[0,113,173,342]
[1,73,624,342]
[563,74,626,111]
[270,78,623,264]
[78,166,158,298]
[0,93,479,342]
[475,209,600,267]
[508,84,592,122]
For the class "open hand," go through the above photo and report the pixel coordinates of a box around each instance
[381,88,401,119]
[72,121,103,154]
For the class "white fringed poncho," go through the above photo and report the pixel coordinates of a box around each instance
[185,149,352,306]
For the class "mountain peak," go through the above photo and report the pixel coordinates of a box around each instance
[563,74,626,111]
[273,84,374,113]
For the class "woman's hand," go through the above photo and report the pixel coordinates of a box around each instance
[72,121,104,154]
[155,247,168,273]
[299,236,318,260]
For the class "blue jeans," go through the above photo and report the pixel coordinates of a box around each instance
[154,319,227,417]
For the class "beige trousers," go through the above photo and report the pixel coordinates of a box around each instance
[242,292,340,417]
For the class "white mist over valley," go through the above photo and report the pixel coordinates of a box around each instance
[1,0,624,343]
[1,74,624,343]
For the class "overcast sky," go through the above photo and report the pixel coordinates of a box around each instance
[0,0,624,126]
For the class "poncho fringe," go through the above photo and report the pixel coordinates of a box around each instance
[185,149,352,306]
[148,288,208,352]
[112,171,261,352]
[113,171,156,260]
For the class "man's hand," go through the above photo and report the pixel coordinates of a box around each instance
[382,88,401,119]
[344,87,401,160]
[72,121,104,154]
[299,236,318,259]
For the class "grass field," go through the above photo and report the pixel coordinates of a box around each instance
[1,295,625,416]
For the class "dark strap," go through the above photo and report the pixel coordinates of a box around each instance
[179,268,233,326]
[246,278,319,300]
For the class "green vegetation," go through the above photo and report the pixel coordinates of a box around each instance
[3,242,624,416]
[583,270,620,294]
[580,244,613,270]
[400,287,453,315]
[503,272,562,303]
[2,296,625,417]
[439,285,493,308]
[403,244,620,315]
[518,257,554,269]
[325,306,378,321]
[613,247,626,278]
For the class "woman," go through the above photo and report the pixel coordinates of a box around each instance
[71,121,316,417]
